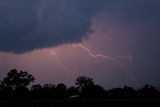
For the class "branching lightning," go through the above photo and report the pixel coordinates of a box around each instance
[50,44,135,81]
[73,43,136,81]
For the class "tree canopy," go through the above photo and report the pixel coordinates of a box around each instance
[75,76,94,91]
[2,69,35,89]
[0,69,160,100]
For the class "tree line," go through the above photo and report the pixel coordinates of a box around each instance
[0,69,160,99]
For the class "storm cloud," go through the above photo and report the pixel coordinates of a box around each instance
[0,0,106,53]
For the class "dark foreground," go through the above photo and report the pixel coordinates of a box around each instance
[0,99,160,107]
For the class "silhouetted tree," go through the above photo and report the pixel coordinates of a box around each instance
[56,83,67,90]
[81,85,108,98]
[1,69,160,100]
[43,84,55,90]
[2,69,35,89]
[42,84,56,99]
[75,76,108,98]
[56,83,67,98]
[123,86,136,98]
[31,84,43,91]
[108,86,139,98]
[67,86,80,97]
[30,84,43,99]
[75,76,94,91]
[138,84,159,98]
[108,87,124,98]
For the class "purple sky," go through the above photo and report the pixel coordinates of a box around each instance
[0,0,160,89]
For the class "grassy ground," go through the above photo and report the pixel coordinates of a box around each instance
[0,99,160,107]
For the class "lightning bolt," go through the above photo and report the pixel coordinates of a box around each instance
[51,49,77,76]
[73,43,136,81]
[51,49,69,74]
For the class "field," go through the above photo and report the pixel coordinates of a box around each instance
[0,99,160,107]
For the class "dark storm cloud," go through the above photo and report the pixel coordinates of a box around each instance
[0,0,106,53]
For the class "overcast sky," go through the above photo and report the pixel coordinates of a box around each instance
[0,0,160,89]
